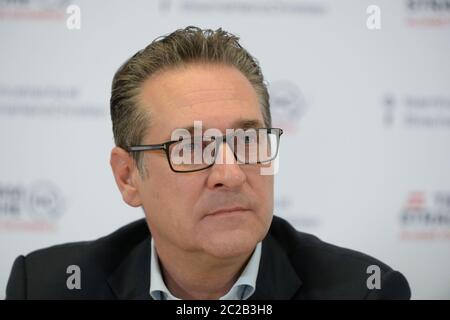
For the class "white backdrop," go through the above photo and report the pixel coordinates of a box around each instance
[1,0,449,299]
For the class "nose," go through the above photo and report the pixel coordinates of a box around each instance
[206,140,246,190]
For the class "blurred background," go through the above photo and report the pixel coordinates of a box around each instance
[0,0,449,299]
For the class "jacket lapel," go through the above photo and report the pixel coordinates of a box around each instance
[107,236,153,300]
[249,233,302,300]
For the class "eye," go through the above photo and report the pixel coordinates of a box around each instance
[190,141,206,152]
[186,142,197,151]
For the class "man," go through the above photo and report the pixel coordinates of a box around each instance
[6,26,411,300]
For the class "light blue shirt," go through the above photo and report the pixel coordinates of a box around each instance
[149,238,262,300]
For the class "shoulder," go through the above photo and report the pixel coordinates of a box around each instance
[268,216,411,299]
[23,218,149,267]
[269,215,389,269]
[6,219,149,299]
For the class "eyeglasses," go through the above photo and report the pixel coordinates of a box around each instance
[126,128,283,173]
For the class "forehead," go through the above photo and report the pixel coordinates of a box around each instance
[138,63,264,140]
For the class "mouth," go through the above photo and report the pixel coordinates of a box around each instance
[207,207,250,217]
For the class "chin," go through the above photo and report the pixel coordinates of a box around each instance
[200,229,262,259]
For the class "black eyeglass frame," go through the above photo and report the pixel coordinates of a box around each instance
[126,127,283,173]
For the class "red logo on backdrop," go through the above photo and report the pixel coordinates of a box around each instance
[406,0,450,28]
[0,0,70,20]
[400,191,450,240]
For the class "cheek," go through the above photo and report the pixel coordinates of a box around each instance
[254,175,274,222]
[252,174,274,203]
[257,176,274,234]
[171,179,204,215]
[244,174,274,229]
[142,175,204,228]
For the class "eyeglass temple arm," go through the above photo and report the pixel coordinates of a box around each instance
[127,145,166,152]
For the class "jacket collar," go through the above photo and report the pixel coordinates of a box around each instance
[107,221,302,300]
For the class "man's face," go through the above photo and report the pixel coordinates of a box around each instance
[134,63,273,258]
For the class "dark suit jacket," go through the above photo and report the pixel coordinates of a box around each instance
[5,215,411,299]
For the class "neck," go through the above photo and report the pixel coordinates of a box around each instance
[154,239,254,300]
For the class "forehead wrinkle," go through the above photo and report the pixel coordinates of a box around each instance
[175,99,254,112]
[163,87,256,110]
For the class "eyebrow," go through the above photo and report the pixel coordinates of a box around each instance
[179,119,266,136]
[234,119,266,130]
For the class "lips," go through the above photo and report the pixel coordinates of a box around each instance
[208,206,249,216]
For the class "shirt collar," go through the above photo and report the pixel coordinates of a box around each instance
[149,238,262,300]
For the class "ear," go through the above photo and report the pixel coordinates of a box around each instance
[110,147,142,207]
